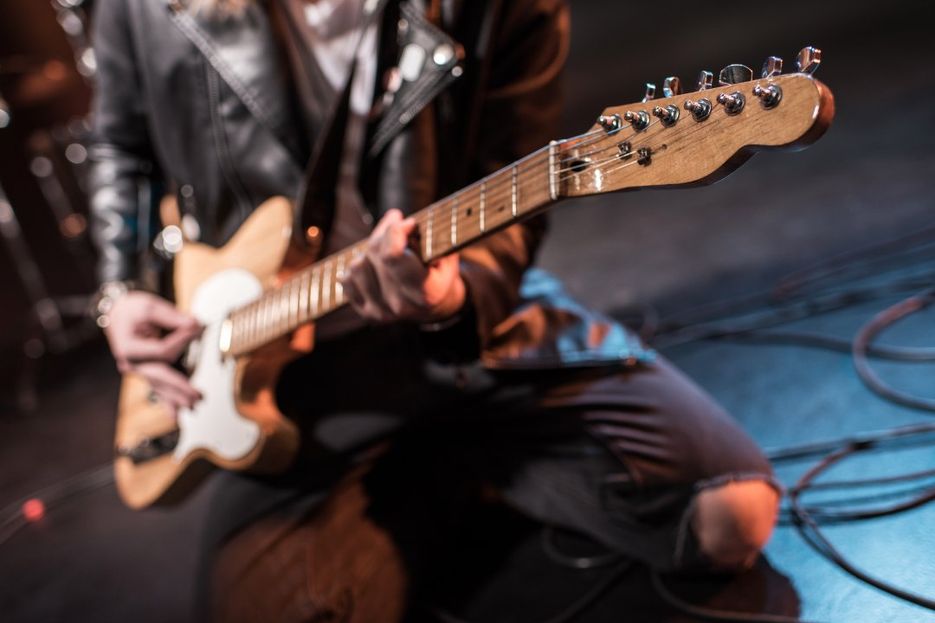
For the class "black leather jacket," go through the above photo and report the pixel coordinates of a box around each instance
[88,0,650,369]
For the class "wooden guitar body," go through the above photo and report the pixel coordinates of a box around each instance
[114,197,309,509]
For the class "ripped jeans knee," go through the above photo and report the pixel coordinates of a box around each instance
[674,474,782,572]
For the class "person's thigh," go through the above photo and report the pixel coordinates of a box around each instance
[485,357,779,571]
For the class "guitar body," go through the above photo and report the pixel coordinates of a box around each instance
[114,197,310,509]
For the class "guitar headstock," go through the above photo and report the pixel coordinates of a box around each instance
[556,46,835,198]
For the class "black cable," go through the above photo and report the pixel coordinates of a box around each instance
[852,289,935,412]
[765,423,935,463]
[778,483,935,526]
[787,442,935,611]
[710,329,935,362]
[800,467,935,491]
[796,488,935,523]
[652,275,935,349]
[771,226,935,300]
[656,261,935,338]
[790,478,935,508]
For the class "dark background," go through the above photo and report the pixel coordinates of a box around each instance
[1,0,934,621]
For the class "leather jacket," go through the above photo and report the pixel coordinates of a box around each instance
[88,0,651,369]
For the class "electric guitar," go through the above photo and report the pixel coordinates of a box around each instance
[114,50,835,509]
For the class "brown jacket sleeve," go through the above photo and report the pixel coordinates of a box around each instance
[459,0,570,346]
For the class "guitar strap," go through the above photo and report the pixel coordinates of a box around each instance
[270,0,392,243]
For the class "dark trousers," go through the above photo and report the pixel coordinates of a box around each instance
[201,325,774,621]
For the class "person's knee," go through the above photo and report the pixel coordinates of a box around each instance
[690,479,779,571]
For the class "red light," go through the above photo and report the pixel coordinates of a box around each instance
[22,498,45,522]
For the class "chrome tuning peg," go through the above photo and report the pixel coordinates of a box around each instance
[696,70,714,91]
[641,82,656,103]
[718,64,753,86]
[761,56,783,79]
[662,76,681,97]
[795,46,821,75]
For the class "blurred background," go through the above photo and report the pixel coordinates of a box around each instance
[1,0,934,621]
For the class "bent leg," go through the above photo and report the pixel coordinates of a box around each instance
[489,355,780,572]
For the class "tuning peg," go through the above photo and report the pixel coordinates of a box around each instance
[623,110,650,131]
[696,70,714,91]
[641,82,656,103]
[761,56,783,79]
[662,76,681,98]
[795,46,821,75]
[718,64,753,86]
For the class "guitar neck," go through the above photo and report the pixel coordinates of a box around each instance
[223,144,559,357]
[220,70,834,357]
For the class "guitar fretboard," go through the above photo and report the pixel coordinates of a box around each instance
[224,144,557,357]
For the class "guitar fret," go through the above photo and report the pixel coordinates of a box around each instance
[480,181,486,232]
[511,166,518,217]
[224,144,563,357]
[321,262,332,313]
[254,298,262,343]
[548,140,559,200]
[450,196,457,245]
[250,299,263,344]
[299,272,309,322]
[255,297,264,343]
[310,266,321,318]
[243,314,249,352]
[266,294,275,339]
[335,255,345,304]
[425,206,434,259]
[229,311,239,353]
[288,278,299,328]
[238,310,246,348]
[274,291,283,333]
[243,306,251,350]
[268,292,279,337]
[276,289,282,332]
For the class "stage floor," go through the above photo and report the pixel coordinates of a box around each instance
[1,1,934,621]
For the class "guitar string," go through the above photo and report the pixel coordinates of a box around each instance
[234,98,750,349]
[233,101,733,350]
[228,124,646,345]
[226,129,620,318]
[414,95,742,237]
[426,93,735,211]
[420,100,732,240]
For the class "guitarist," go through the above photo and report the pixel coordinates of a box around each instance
[89,0,780,618]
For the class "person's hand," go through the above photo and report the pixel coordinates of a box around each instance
[103,291,203,417]
[341,209,466,324]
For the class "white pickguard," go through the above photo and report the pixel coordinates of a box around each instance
[173,269,264,463]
